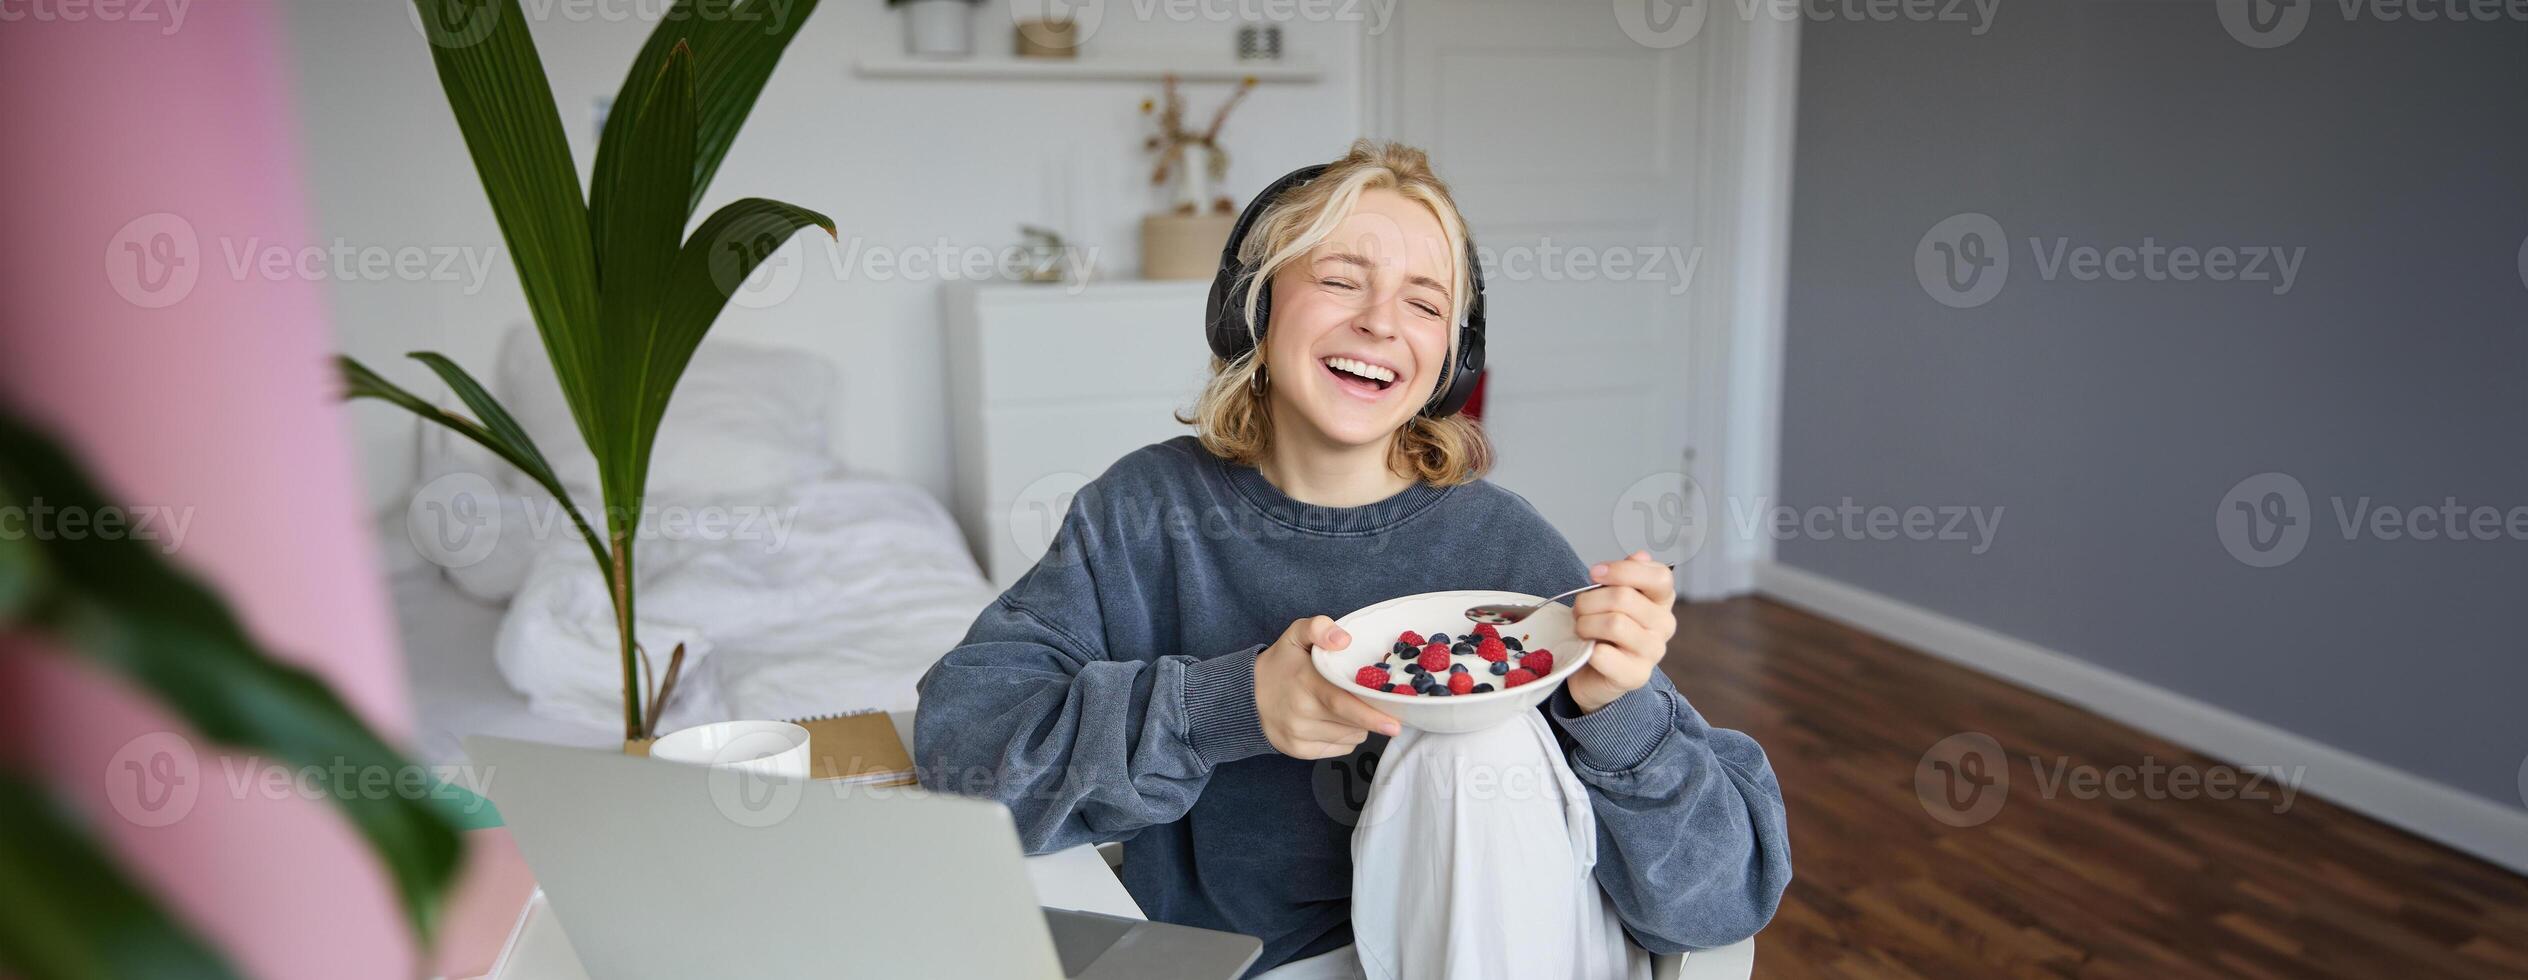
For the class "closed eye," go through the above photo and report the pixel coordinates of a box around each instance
[1319,278,1358,291]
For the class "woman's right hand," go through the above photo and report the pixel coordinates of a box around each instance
[1254,616,1402,759]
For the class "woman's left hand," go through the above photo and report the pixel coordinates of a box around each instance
[1564,550,1678,715]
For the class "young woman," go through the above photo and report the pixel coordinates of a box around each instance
[913,140,1790,979]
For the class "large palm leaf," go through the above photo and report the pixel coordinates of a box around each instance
[347,0,831,740]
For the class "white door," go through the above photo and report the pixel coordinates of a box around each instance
[1368,0,1706,587]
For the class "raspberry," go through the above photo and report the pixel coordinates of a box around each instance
[1504,668,1537,688]
[1471,623,1500,640]
[1447,673,1474,695]
[1397,630,1425,647]
[1520,650,1554,675]
[1389,683,1412,694]
[1476,638,1509,663]
[1418,643,1451,673]
[1355,665,1391,689]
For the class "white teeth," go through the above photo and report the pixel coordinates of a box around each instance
[1323,356,1395,384]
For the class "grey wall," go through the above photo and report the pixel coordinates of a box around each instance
[1775,2,2528,810]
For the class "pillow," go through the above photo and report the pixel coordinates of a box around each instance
[491,324,838,503]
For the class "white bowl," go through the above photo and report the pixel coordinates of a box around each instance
[1311,590,1595,734]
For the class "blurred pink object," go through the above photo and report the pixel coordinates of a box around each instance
[0,3,451,977]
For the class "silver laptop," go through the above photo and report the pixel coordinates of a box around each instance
[467,735,1261,979]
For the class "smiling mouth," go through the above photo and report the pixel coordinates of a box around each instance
[1321,356,1397,394]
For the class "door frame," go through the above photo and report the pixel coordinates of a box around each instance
[1362,5,1802,600]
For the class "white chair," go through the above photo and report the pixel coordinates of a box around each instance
[900,710,1758,980]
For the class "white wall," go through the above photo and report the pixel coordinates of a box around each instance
[281,0,1363,512]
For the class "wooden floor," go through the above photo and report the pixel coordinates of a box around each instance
[1660,597,2528,980]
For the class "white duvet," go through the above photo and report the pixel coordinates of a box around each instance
[486,473,998,732]
[401,328,998,735]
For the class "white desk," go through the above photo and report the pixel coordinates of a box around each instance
[480,713,1749,980]
[478,714,1140,979]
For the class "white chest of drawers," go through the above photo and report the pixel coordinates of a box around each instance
[944,280,1218,588]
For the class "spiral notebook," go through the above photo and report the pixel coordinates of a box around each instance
[624,709,917,786]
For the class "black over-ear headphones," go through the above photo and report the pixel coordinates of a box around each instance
[1203,163,1488,419]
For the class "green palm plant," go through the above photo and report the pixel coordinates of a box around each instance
[346,0,832,742]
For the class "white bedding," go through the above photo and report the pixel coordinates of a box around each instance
[387,330,997,762]
[391,471,998,762]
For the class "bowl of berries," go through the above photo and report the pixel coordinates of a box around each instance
[1309,590,1595,733]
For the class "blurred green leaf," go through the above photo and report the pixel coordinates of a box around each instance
[0,410,465,949]
[0,772,239,980]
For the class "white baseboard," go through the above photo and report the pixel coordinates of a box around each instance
[1752,560,2528,875]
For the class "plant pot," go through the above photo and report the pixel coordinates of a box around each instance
[1141,212,1236,280]
[901,0,974,58]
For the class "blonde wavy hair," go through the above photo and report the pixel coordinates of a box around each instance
[1174,139,1493,487]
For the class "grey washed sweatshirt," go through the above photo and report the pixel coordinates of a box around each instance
[912,436,1791,976]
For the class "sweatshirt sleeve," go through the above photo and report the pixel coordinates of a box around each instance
[911,482,1280,855]
[1544,672,1794,952]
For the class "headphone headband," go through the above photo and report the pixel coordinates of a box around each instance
[1202,163,1488,419]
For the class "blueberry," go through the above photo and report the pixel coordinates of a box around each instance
[1405,663,1426,675]
[1451,642,1475,657]
[1429,633,1450,646]
[1501,636,1522,651]
[1393,641,1414,656]
[1428,687,1452,697]
[1474,683,1495,693]
[1450,663,1468,674]
[1489,661,1509,675]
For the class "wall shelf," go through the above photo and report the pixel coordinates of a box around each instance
[854,55,1320,84]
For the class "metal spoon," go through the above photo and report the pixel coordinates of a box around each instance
[1463,562,1679,625]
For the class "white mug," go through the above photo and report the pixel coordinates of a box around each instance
[650,720,811,781]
